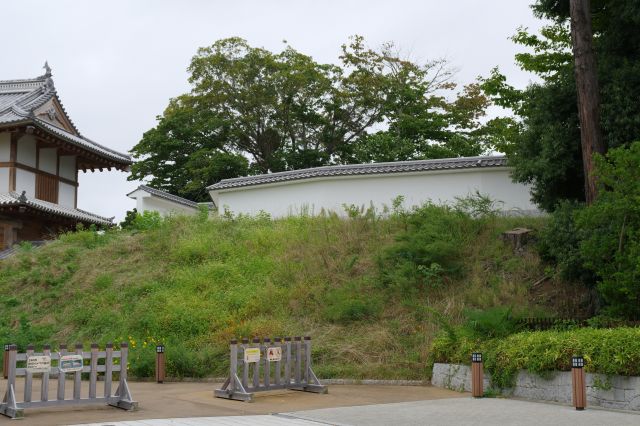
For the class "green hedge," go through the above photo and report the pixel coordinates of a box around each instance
[430,327,640,388]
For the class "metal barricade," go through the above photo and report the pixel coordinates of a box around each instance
[0,342,138,419]
[215,336,327,402]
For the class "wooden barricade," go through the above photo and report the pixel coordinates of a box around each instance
[0,342,138,419]
[215,336,327,402]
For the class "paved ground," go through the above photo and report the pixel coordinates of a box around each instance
[2,379,639,425]
[0,380,462,425]
[285,397,640,426]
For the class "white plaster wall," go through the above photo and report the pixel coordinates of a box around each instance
[38,148,57,174]
[0,168,9,192]
[58,182,75,208]
[132,193,198,217]
[16,135,36,168]
[15,169,35,198]
[212,168,538,218]
[0,132,10,162]
[59,156,76,181]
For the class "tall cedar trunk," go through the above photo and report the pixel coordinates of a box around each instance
[570,0,606,204]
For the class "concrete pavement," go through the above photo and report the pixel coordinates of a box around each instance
[285,397,640,426]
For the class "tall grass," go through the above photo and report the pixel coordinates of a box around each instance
[0,203,550,379]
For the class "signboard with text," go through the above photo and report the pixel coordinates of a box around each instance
[244,348,260,363]
[26,355,51,373]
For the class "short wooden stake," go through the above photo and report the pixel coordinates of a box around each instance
[572,356,586,410]
[3,344,9,379]
[155,345,165,383]
[471,352,483,398]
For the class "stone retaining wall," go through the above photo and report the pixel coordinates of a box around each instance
[432,363,640,411]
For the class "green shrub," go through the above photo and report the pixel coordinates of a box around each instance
[577,142,640,319]
[430,327,640,389]
[462,306,521,339]
[379,203,474,292]
[537,200,594,283]
[323,284,382,323]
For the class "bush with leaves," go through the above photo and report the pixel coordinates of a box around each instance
[577,142,640,319]
[379,203,476,292]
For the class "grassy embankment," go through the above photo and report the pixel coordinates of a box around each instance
[0,203,557,380]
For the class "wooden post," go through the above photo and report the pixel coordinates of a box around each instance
[471,352,483,398]
[89,343,98,399]
[41,344,50,402]
[73,343,83,400]
[57,344,67,401]
[241,338,249,389]
[3,344,8,379]
[155,344,165,384]
[24,344,34,403]
[572,356,587,410]
[294,336,302,384]
[263,338,271,388]
[252,338,260,389]
[104,343,113,398]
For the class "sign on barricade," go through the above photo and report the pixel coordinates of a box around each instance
[0,342,138,419]
[215,336,327,402]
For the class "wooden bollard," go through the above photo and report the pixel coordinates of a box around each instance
[572,356,586,410]
[3,344,9,379]
[155,345,165,383]
[471,352,483,398]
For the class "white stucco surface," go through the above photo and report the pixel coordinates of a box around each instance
[58,182,76,208]
[16,134,36,167]
[59,155,76,181]
[15,169,36,198]
[0,168,9,192]
[38,147,57,174]
[0,132,10,162]
[211,168,538,218]
[128,190,198,217]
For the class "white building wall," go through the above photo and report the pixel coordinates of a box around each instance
[212,168,538,218]
[0,168,9,192]
[16,135,36,168]
[58,182,76,208]
[0,132,11,161]
[15,169,36,198]
[59,156,76,181]
[131,192,198,217]
[38,148,57,174]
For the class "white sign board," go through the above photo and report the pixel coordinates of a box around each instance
[26,355,51,373]
[267,347,282,362]
[244,348,260,363]
[59,354,84,373]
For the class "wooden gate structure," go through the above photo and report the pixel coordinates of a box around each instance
[215,336,327,402]
[0,342,138,419]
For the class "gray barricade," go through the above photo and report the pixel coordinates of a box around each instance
[215,336,327,402]
[0,342,138,419]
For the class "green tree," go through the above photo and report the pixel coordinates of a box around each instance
[130,37,499,194]
[578,142,640,319]
[482,0,640,211]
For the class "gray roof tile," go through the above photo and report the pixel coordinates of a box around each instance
[127,185,199,208]
[0,71,131,165]
[0,192,113,225]
[208,155,508,191]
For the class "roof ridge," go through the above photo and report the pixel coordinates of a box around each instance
[208,155,508,191]
[128,185,199,208]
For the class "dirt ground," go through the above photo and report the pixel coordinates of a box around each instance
[0,379,465,425]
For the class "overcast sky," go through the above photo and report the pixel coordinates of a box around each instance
[1,0,545,221]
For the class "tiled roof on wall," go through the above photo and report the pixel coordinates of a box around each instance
[208,155,508,191]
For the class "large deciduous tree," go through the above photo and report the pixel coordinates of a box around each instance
[130,37,499,200]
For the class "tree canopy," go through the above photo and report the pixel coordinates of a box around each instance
[481,0,640,211]
[130,37,502,201]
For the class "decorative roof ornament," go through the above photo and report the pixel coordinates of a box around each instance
[18,191,28,203]
[43,61,52,77]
